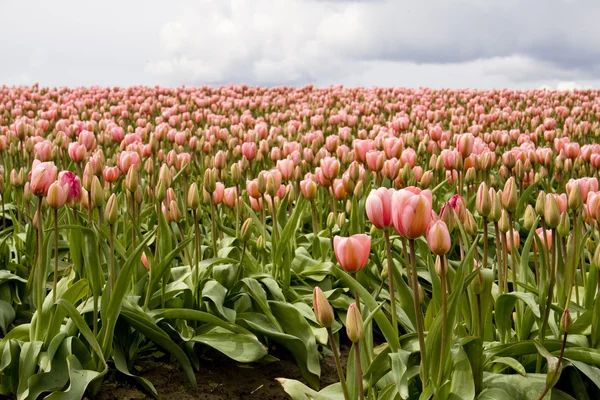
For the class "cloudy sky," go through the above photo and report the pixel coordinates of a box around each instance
[1,0,599,89]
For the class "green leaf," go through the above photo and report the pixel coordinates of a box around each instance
[390,350,412,399]
[276,379,344,400]
[487,357,526,376]
[482,373,549,400]
[44,355,104,400]
[450,345,476,400]
[496,292,540,343]
[120,301,196,389]
[0,300,15,335]
[190,329,267,362]
[16,341,43,400]
[113,342,158,398]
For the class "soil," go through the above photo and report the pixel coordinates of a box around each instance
[92,343,351,400]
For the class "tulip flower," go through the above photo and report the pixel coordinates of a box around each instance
[333,234,371,273]
[365,188,394,229]
[391,187,432,239]
[30,160,58,197]
[427,220,451,255]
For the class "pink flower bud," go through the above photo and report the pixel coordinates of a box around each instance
[333,234,371,273]
[365,187,394,229]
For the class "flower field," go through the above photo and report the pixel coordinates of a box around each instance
[1,85,600,399]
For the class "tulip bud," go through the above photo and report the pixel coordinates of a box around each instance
[241,218,253,242]
[203,168,216,193]
[545,194,560,229]
[337,212,345,230]
[168,200,182,223]
[471,265,485,294]
[24,182,32,202]
[256,235,265,251]
[568,183,583,211]
[327,212,336,230]
[523,205,536,231]
[105,193,118,224]
[427,220,451,255]
[535,191,546,219]
[159,163,172,187]
[593,246,600,270]
[498,210,511,233]
[557,212,570,237]
[155,180,166,203]
[489,189,502,222]
[313,287,334,328]
[47,181,67,209]
[231,163,241,184]
[257,172,267,195]
[266,174,277,197]
[476,182,491,217]
[144,158,154,176]
[346,303,364,343]
[464,168,476,185]
[420,170,433,189]
[464,210,477,236]
[82,163,94,191]
[33,209,41,230]
[560,309,572,333]
[135,185,143,205]
[126,166,138,193]
[91,176,105,207]
[501,177,517,212]
[353,180,364,198]
[188,183,200,210]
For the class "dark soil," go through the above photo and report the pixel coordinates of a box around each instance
[92,343,350,400]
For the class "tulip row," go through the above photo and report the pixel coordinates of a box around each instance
[1,85,600,399]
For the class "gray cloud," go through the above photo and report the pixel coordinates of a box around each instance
[1,0,599,89]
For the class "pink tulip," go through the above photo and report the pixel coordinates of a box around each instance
[506,231,520,254]
[321,157,340,180]
[391,187,432,238]
[300,179,317,200]
[246,179,261,199]
[30,160,58,196]
[427,220,451,255]
[333,234,371,273]
[103,166,120,183]
[241,142,257,161]
[47,181,68,209]
[223,187,237,208]
[365,187,394,229]
[534,228,552,251]
[58,171,82,206]
[213,182,225,204]
[276,159,294,181]
[68,142,87,162]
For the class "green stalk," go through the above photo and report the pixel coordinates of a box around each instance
[384,229,398,336]
[53,208,59,304]
[327,328,350,400]
[409,239,427,383]
[354,342,364,400]
[35,196,44,341]
[437,254,448,386]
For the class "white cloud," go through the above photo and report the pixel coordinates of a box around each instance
[1,0,599,88]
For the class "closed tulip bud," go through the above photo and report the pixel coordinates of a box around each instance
[159,164,172,187]
[560,309,572,333]
[337,212,345,230]
[476,182,491,217]
[91,176,105,207]
[300,179,317,200]
[489,189,502,222]
[471,265,485,294]
[47,181,67,209]
[125,166,138,193]
[593,246,600,270]
[465,167,476,185]
[346,303,364,343]
[135,185,143,204]
[313,287,334,328]
[24,182,32,201]
[266,174,277,197]
[33,209,41,230]
[557,212,570,237]
[256,235,265,251]
[499,210,510,233]
[535,191,546,219]
[203,168,216,193]
[241,218,253,242]
[568,183,583,211]
[257,172,267,195]
[144,158,154,176]
[545,194,560,229]
[348,161,360,182]
[523,205,536,231]
[327,212,336,230]
[231,163,241,183]
[168,200,182,223]
[353,180,364,198]
[381,264,388,279]
[427,220,451,255]
[105,193,118,224]
[155,180,166,203]
[465,210,477,236]
[0,175,4,194]
[401,163,412,185]
[188,183,200,210]
[501,177,517,212]
[420,170,433,189]
[82,163,94,191]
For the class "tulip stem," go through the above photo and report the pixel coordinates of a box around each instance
[35,196,44,341]
[53,209,59,304]
[566,211,579,309]
[437,254,448,386]
[210,197,218,257]
[109,223,115,296]
[327,328,350,400]
[537,229,557,372]
[482,217,488,272]
[384,229,398,336]
[409,239,427,383]
[354,342,364,400]
[494,222,503,295]
[193,210,200,306]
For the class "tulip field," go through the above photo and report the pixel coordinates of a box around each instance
[3,85,600,400]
